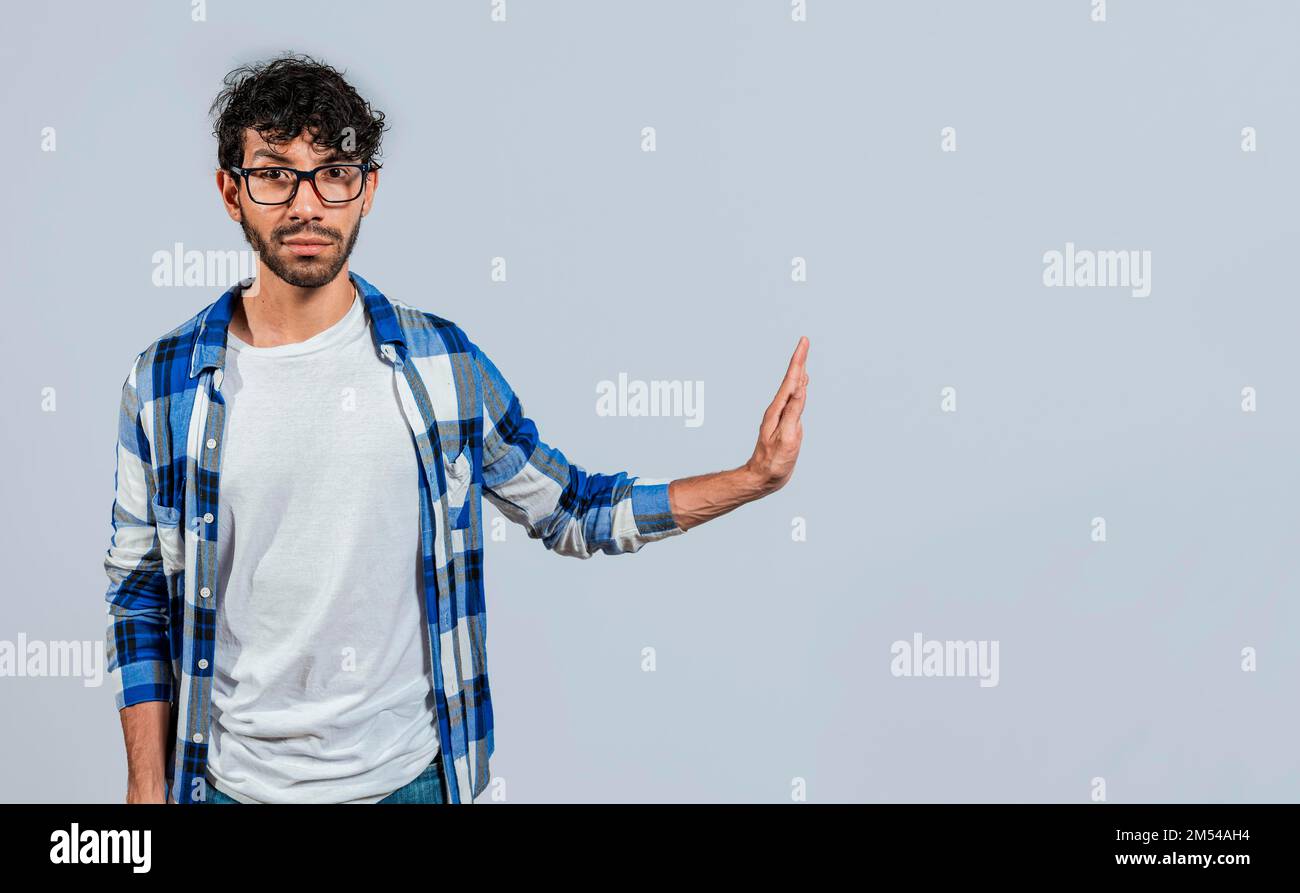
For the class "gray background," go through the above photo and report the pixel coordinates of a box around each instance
[1,0,1297,802]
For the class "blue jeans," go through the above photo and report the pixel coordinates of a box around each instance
[202,751,445,804]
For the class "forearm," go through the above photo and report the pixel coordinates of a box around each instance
[120,700,170,803]
[667,464,770,532]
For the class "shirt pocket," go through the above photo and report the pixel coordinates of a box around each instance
[442,446,472,530]
[151,493,185,577]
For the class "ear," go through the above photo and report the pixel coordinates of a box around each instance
[217,169,242,222]
[360,168,379,216]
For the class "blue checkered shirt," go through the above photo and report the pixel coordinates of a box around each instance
[103,271,686,803]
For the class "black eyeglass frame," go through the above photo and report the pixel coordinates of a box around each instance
[229,161,373,205]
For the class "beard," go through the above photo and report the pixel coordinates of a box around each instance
[239,208,363,289]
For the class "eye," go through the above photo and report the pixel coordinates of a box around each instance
[323,167,347,179]
[251,169,286,180]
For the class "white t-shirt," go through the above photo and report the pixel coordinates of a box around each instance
[204,286,440,804]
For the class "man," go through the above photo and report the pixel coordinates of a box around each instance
[104,53,809,805]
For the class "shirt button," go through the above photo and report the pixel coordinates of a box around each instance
[192,733,203,744]
[198,658,208,669]
[206,438,217,449]
[204,512,214,523]
[200,587,211,598]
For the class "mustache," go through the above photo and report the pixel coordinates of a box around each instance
[275,226,341,242]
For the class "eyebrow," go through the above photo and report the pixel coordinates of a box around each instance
[248,148,355,165]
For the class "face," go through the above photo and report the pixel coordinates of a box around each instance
[218,127,378,289]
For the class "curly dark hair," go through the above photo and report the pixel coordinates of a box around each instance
[209,52,388,175]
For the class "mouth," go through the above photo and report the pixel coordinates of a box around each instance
[282,239,333,257]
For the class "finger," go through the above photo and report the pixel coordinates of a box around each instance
[762,382,796,441]
[777,336,809,394]
[777,373,808,431]
[763,339,809,439]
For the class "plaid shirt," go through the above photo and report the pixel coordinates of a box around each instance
[103,270,686,804]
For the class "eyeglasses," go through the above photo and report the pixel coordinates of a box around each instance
[229,161,372,205]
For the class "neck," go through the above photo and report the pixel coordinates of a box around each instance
[230,265,355,347]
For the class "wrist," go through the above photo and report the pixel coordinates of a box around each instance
[735,462,774,499]
[128,770,166,791]
[126,780,167,804]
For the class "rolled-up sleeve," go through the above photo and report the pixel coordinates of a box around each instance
[472,340,686,558]
[103,353,174,710]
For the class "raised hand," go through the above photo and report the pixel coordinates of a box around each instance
[744,336,809,494]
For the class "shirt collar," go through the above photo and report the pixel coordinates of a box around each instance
[188,270,407,379]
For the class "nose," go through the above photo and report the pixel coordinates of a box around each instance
[286,174,326,224]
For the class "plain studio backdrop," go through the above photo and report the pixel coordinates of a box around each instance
[1,0,1297,802]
